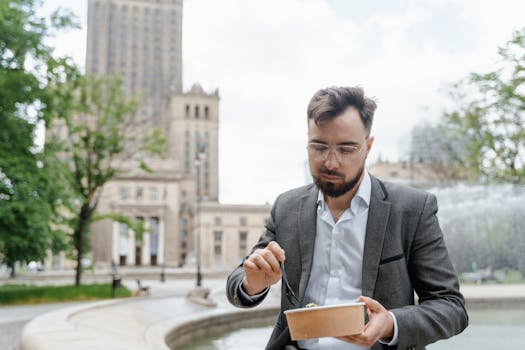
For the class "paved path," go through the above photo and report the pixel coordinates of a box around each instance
[3,279,525,350]
[0,278,225,350]
[0,302,91,350]
[20,278,279,350]
[0,321,28,350]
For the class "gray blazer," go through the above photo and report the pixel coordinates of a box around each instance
[227,175,468,350]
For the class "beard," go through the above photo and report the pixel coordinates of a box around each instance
[312,163,365,198]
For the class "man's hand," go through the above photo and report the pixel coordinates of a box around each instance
[336,296,394,347]
[242,241,285,295]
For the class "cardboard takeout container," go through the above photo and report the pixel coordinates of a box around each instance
[284,302,365,340]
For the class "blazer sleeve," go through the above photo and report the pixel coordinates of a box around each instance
[391,193,468,350]
[226,196,279,308]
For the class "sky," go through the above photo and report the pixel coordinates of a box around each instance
[39,0,525,204]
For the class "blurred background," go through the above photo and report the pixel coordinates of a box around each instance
[1,1,524,349]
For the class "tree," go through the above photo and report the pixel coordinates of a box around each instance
[439,28,525,277]
[45,71,166,286]
[0,0,76,276]
[443,27,525,184]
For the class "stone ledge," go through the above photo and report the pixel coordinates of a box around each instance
[164,306,279,348]
[19,283,525,350]
[19,286,280,350]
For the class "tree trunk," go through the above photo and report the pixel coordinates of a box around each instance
[75,231,83,286]
[8,262,16,278]
[74,203,91,286]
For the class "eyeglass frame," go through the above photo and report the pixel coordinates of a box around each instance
[306,136,370,162]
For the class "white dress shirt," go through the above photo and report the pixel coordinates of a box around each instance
[298,171,398,350]
[238,171,398,349]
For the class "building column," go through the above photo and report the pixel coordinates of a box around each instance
[158,218,165,265]
[112,221,120,264]
[128,230,135,266]
[143,218,151,266]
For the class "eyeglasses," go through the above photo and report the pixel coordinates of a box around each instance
[307,137,368,162]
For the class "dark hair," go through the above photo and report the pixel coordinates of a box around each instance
[306,86,377,134]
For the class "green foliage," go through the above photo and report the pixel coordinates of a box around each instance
[0,283,131,305]
[92,212,149,241]
[45,73,166,285]
[0,0,78,276]
[443,27,525,184]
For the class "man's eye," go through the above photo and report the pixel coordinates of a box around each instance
[312,144,328,152]
[338,147,357,154]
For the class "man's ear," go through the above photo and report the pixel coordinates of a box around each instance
[366,136,374,154]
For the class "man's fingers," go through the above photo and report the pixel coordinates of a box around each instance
[260,249,282,273]
[267,241,286,261]
[337,297,392,347]
[250,253,275,274]
[243,259,260,272]
[360,295,383,313]
[335,335,374,347]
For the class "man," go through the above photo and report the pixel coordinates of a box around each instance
[226,86,468,350]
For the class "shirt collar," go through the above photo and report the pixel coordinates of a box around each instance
[317,170,371,212]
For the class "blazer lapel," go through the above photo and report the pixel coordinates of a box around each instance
[298,185,318,304]
[361,176,391,297]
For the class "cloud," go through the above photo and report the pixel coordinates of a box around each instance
[39,0,525,204]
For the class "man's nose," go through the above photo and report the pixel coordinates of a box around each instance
[324,151,340,170]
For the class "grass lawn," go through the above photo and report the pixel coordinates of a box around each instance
[0,283,132,306]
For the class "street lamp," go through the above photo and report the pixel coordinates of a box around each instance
[194,147,206,287]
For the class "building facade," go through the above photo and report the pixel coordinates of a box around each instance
[194,203,272,270]
[86,0,183,127]
[81,0,270,270]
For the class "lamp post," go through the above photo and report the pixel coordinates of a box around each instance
[194,148,206,287]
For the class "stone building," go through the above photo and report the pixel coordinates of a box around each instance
[78,0,270,270]
[367,160,453,189]
[194,202,272,270]
[86,0,183,121]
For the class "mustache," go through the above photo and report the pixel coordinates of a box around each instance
[320,169,344,178]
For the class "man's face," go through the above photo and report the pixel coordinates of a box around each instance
[307,106,374,198]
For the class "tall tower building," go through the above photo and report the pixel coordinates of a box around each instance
[86,0,183,126]
[79,0,270,272]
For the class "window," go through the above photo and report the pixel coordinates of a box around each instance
[119,223,129,265]
[195,105,200,118]
[239,231,248,256]
[136,187,144,200]
[120,186,130,200]
[214,217,222,226]
[150,217,159,265]
[240,217,247,226]
[149,187,158,200]
[204,106,209,119]
[214,230,222,263]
